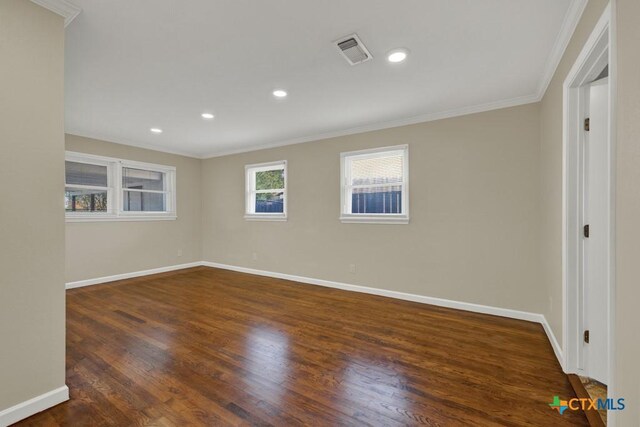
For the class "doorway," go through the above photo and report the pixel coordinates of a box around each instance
[581,74,609,385]
[562,0,614,407]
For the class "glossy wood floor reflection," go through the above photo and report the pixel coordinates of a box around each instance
[16,267,587,426]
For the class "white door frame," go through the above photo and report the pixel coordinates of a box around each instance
[562,0,616,422]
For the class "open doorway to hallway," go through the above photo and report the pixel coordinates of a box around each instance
[563,5,614,426]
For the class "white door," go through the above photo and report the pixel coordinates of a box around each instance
[582,77,609,384]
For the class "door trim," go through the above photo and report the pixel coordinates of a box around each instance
[562,1,616,424]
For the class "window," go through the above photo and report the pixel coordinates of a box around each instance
[65,152,176,222]
[340,145,409,224]
[122,167,168,212]
[65,160,111,213]
[245,161,287,221]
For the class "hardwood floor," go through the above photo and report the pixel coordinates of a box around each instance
[15,267,587,426]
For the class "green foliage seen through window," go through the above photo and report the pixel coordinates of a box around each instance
[253,168,285,202]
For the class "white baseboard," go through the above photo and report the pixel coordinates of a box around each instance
[203,261,545,321]
[541,317,565,370]
[203,261,565,369]
[64,260,566,369]
[65,262,202,289]
[0,386,69,427]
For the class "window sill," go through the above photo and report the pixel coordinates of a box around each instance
[244,214,287,222]
[66,214,177,223]
[340,215,409,224]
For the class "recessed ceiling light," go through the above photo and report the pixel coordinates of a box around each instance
[272,89,288,98]
[201,113,215,119]
[150,128,163,134]
[387,49,408,63]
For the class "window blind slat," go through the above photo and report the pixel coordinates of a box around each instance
[65,161,108,187]
[350,154,403,186]
[123,167,165,191]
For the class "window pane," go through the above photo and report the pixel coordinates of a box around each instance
[255,169,284,190]
[350,154,403,186]
[351,186,402,214]
[123,191,166,212]
[123,167,165,191]
[255,192,284,213]
[65,188,108,212]
[65,161,108,187]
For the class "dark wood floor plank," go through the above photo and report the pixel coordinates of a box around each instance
[14,267,587,426]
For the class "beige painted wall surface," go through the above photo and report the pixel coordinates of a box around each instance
[0,0,66,411]
[538,0,608,345]
[615,0,640,423]
[202,104,544,313]
[65,135,202,283]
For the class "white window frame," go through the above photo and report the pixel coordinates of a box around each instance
[340,145,409,224]
[65,151,177,222]
[65,152,115,220]
[244,160,287,221]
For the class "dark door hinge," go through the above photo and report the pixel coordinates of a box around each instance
[584,330,590,344]
[584,118,590,131]
[584,224,590,238]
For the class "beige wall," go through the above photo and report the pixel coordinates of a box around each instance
[538,0,608,346]
[59,0,640,420]
[2,0,634,420]
[614,0,640,423]
[538,0,640,419]
[0,0,66,412]
[202,104,544,313]
[65,134,202,283]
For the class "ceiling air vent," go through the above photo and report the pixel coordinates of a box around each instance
[335,34,372,66]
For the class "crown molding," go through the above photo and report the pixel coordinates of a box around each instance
[535,0,588,100]
[65,131,203,159]
[199,93,540,158]
[60,0,586,159]
[67,93,537,160]
[200,0,588,159]
[30,0,81,27]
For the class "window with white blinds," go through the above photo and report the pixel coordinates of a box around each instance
[65,152,176,221]
[340,145,409,224]
[65,161,110,213]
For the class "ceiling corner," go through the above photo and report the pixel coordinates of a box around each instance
[535,0,589,101]
[30,0,81,27]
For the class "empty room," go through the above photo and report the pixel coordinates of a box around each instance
[1,0,639,425]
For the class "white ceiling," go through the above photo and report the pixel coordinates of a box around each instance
[64,0,583,158]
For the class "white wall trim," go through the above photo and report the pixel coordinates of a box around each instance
[70,88,541,160]
[202,261,565,367]
[64,260,566,368]
[561,5,616,424]
[65,262,202,289]
[562,1,612,376]
[203,261,541,320]
[66,215,177,223]
[0,386,69,427]
[606,2,617,425]
[536,0,588,99]
[541,317,565,370]
[59,1,586,160]
[196,1,586,159]
[30,0,81,27]
[66,132,203,160]
[200,93,540,158]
